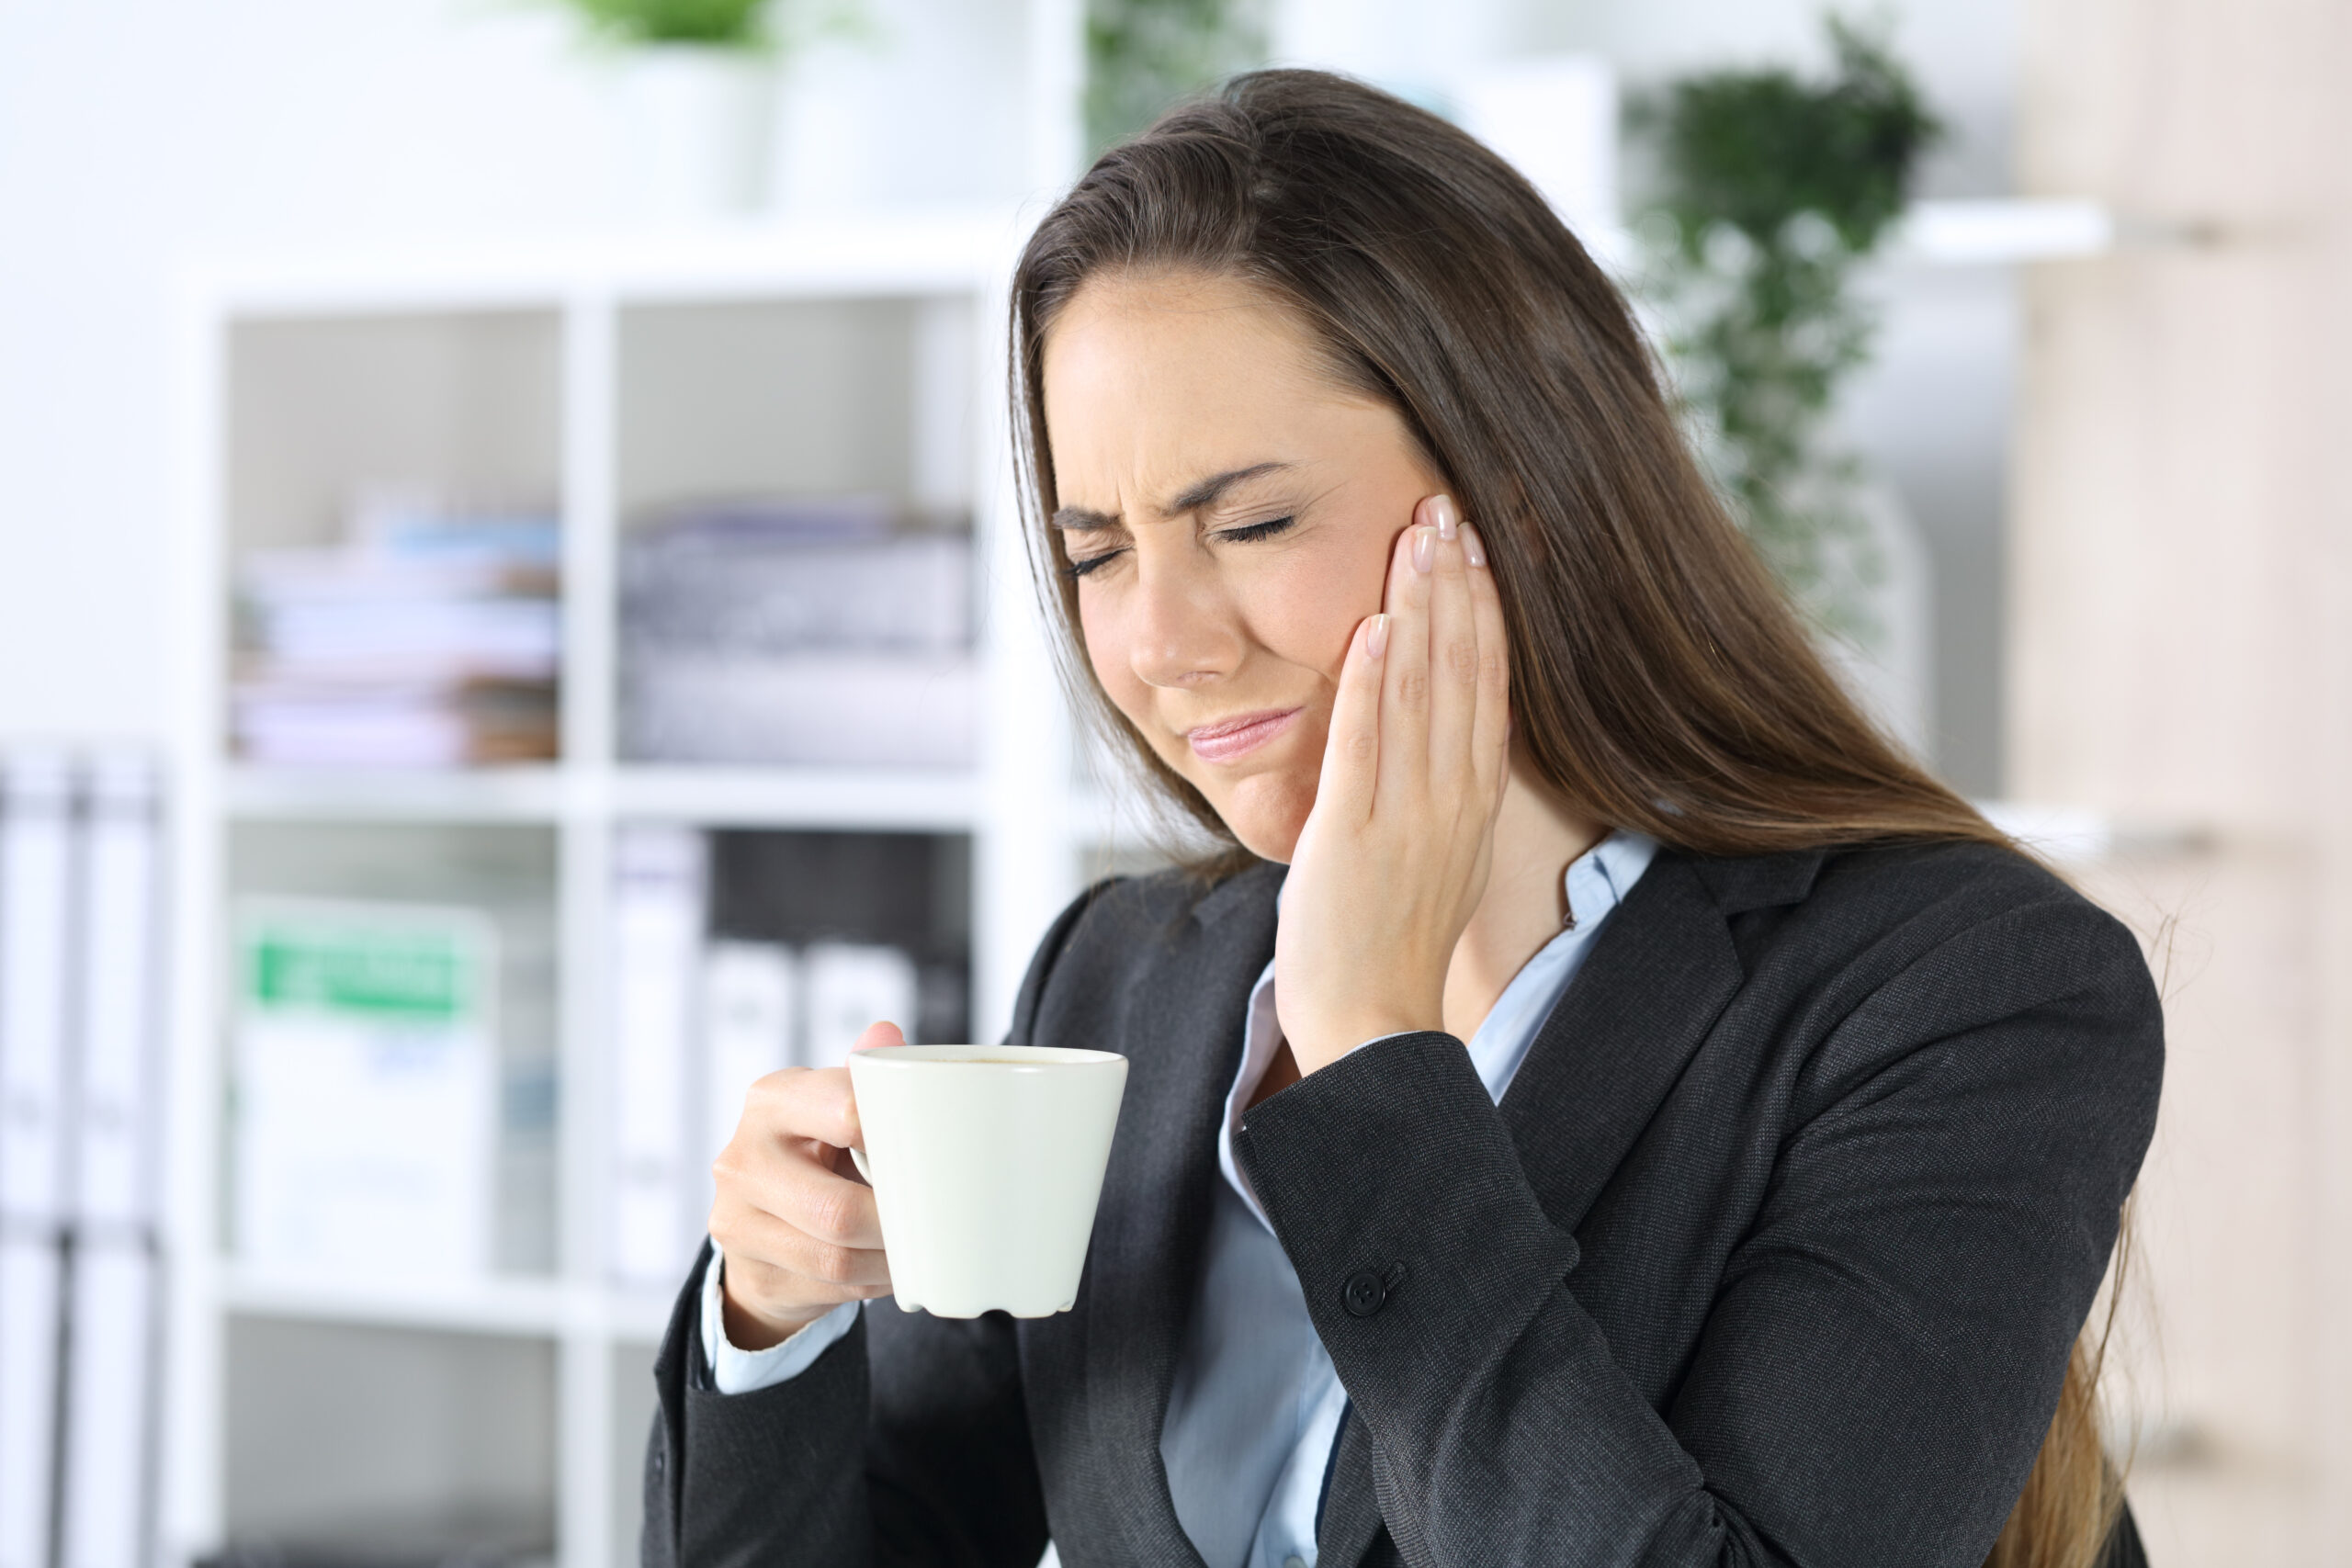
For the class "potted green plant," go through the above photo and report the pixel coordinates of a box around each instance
[551,0,850,219]
[1627,16,1941,740]
[1085,0,1265,155]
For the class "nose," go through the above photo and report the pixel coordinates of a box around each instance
[1127,548,1243,690]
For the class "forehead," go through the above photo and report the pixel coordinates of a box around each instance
[1040,270,1373,500]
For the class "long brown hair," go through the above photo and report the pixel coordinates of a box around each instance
[1010,69,2121,1566]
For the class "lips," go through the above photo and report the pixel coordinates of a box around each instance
[1185,707,1301,763]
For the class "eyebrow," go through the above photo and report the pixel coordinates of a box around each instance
[1049,461,1292,532]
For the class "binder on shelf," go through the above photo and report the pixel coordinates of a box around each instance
[59,757,163,1568]
[69,760,162,1234]
[696,942,797,1223]
[59,1243,158,1568]
[1,752,73,1226]
[609,826,707,1290]
[0,753,74,1568]
[0,1239,62,1568]
[802,942,921,1068]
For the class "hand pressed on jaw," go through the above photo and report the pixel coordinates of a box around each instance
[1272,494,1511,1074]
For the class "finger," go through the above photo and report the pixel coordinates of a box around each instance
[1316,614,1385,825]
[851,1020,905,1054]
[1423,495,1480,803]
[741,1066,862,1152]
[716,1201,895,1292]
[1379,508,1437,801]
[712,1135,886,1249]
[1460,520,1512,808]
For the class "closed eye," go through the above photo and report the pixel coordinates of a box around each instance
[1061,544,1126,580]
[1212,515,1295,545]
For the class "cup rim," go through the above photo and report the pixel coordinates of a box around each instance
[849,1043,1125,1069]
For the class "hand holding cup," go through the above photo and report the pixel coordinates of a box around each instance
[708,1020,903,1350]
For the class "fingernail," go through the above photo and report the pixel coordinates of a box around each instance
[1365,614,1389,659]
[1462,525,1487,569]
[1412,525,1436,573]
[1431,494,1459,542]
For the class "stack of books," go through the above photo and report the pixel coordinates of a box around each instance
[232,499,561,769]
[619,496,974,769]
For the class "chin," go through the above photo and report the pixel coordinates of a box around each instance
[1207,767,1317,865]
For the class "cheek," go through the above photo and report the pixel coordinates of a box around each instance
[1077,591,1168,745]
[1242,532,1389,678]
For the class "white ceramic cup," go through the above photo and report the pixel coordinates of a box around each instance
[847,1044,1128,1318]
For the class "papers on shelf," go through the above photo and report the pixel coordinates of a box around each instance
[232,497,561,771]
[232,899,498,1280]
[618,496,976,768]
[234,681,558,769]
[622,650,977,769]
[622,502,971,656]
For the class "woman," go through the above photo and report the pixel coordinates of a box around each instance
[646,72,2161,1568]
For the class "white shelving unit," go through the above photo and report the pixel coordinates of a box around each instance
[161,212,1106,1568]
[152,169,2114,1568]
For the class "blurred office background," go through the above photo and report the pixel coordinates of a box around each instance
[0,1,2345,1566]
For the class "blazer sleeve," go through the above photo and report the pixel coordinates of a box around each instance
[1232,892,2164,1568]
[641,882,1110,1568]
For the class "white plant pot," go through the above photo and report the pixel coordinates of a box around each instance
[614,46,776,221]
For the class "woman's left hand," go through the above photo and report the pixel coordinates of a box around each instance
[1274,493,1512,1073]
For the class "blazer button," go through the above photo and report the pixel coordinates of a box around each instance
[1342,1267,1387,1317]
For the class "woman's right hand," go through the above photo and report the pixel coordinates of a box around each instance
[707,1021,901,1349]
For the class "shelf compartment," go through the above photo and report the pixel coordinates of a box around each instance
[225,821,561,1279]
[222,1316,556,1562]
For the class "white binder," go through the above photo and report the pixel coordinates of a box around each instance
[801,941,920,1067]
[0,753,74,1568]
[609,826,707,1289]
[696,941,798,1224]
[59,758,162,1568]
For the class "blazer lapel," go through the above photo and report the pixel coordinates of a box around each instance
[1083,863,1281,1564]
[1499,848,1749,1236]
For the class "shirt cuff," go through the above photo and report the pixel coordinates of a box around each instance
[699,1241,862,1395]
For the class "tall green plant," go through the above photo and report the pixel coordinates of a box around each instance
[1629,17,1941,639]
[1085,0,1265,155]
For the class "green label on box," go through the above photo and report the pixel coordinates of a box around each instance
[243,914,483,1024]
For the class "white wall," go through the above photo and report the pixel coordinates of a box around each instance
[0,0,1041,747]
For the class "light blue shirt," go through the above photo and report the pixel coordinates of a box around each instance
[705,830,1658,1568]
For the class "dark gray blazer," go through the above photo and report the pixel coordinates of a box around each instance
[643,840,2163,1567]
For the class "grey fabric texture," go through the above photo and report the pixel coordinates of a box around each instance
[642,840,2163,1568]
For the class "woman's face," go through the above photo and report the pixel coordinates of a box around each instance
[1042,269,1446,863]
